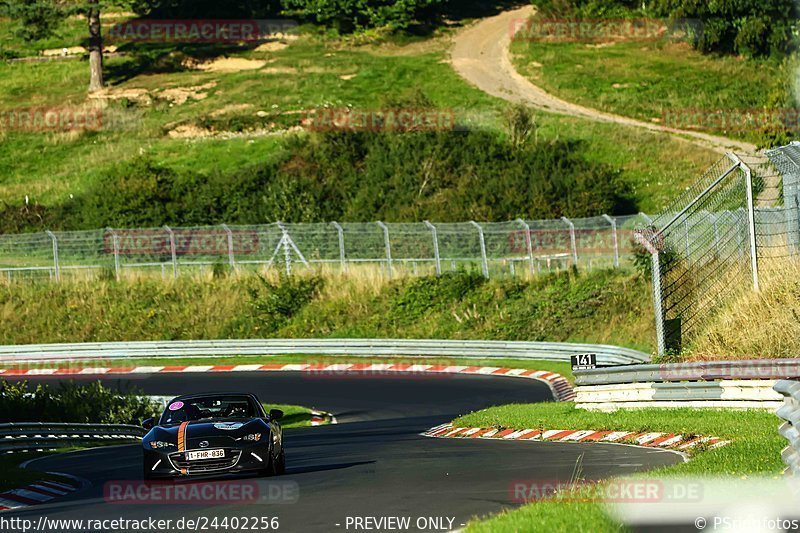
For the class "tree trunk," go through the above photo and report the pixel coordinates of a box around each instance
[87,0,104,92]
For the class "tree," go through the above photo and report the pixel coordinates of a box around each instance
[87,0,103,92]
[2,0,109,91]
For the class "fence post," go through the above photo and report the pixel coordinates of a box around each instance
[107,228,121,281]
[516,219,535,276]
[561,217,578,267]
[424,221,441,276]
[601,214,620,268]
[729,154,760,292]
[163,226,178,279]
[742,162,760,292]
[376,222,393,278]
[277,222,291,276]
[45,230,60,282]
[652,251,666,356]
[221,224,236,272]
[470,221,489,278]
[331,222,347,272]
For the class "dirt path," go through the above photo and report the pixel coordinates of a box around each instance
[450,5,756,155]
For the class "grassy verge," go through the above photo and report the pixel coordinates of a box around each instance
[452,404,784,531]
[0,269,656,353]
[0,451,81,493]
[510,28,793,146]
[687,260,800,360]
[260,403,319,429]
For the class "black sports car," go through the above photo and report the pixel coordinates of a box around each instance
[141,392,285,480]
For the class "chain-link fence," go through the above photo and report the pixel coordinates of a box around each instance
[0,215,649,283]
[639,142,800,356]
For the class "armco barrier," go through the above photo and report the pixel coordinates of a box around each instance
[775,380,800,476]
[574,360,794,410]
[0,339,651,366]
[574,359,800,386]
[0,423,145,453]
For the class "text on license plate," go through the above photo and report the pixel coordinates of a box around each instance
[185,449,225,461]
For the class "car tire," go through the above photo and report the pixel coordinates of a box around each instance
[259,449,277,477]
[275,449,286,476]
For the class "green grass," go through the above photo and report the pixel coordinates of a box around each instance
[0,451,81,492]
[260,403,319,428]
[510,32,793,146]
[0,269,656,353]
[0,28,718,217]
[454,403,784,531]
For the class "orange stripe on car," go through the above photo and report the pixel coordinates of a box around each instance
[177,421,189,452]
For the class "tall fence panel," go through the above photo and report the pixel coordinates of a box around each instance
[640,143,800,356]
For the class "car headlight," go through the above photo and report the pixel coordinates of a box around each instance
[239,433,262,442]
[149,441,175,449]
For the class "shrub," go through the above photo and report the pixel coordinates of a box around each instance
[0,380,159,423]
[43,127,636,231]
[532,0,799,58]
[389,271,486,320]
[249,274,325,332]
[281,0,447,32]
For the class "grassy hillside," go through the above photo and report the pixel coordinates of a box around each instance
[0,13,719,230]
[511,21,794,147]
[0,269,656,351]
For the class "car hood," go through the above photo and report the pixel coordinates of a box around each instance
[147,418,268,450]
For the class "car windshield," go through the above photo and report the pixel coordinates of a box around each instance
[161,395,259,425]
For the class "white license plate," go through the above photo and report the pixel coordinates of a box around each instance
[185,449,225,461]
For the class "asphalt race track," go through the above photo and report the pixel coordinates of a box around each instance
[4,372,682,532]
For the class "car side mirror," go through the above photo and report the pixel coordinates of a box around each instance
[269,409,284,421]
[142,417,155,430]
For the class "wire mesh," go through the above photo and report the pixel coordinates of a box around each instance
[0,216,637,282]
[644,143,800,355]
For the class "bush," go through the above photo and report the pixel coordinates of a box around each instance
[532,0,799,58]
[282,0,447,32]
[0,380,158,423]
[129,0,281,19]
[249,274,325,332]
[31,126,636,232]
[389,271,487,320]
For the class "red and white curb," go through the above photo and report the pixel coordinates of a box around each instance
[422,424,729,451]
[1,363,576,402]
[0,480,77,511]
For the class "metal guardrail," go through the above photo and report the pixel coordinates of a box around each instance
[575,359,800,386]
[775,380,800,476]
[0,423,145,453]
[0,339,650,366]
[576,381,784,411]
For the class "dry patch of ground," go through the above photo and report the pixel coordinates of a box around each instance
[89,81,217,106]
[187,57,268,73]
